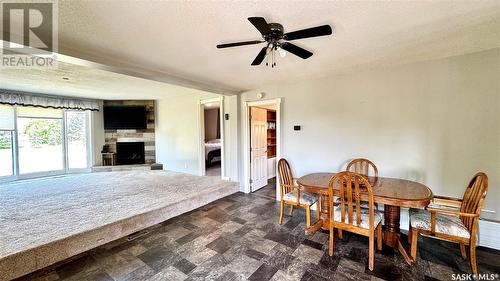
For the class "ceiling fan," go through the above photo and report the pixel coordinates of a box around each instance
[217,17,332,67]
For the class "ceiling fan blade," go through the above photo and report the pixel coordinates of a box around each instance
[251,47,268,65]
[284,25,332,41]
[280,43,313,59]
[217,40,264,49]
[248,17,271,35]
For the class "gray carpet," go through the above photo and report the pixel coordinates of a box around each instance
[0,170,238,280]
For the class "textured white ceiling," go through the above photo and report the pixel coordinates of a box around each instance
[56,0,500,93]
[2,1,500,98]
[0,60,210,100]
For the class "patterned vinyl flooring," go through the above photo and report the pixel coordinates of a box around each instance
[17,182,500,281]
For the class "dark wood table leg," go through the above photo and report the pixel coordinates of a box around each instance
[306,194,330,235]
[383,205,400,247]
[383,205,415,264]
[319,194,330,222]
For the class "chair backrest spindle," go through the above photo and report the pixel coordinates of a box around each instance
[278,158,294,195]
[460,172,488,232]
[347,158,378,179]
[329,171,375,229]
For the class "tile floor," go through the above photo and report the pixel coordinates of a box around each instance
[18,184,500,281]
[253,177,277,200]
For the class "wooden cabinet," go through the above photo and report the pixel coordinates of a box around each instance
[266,110,276,158]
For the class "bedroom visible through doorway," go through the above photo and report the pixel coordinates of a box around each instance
[202,101,222,177]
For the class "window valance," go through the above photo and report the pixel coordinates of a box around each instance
[0,90,100,111]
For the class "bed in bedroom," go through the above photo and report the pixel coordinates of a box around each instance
[205,138,221,167]
[0,170,238,280]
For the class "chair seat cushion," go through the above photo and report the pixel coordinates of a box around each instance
[427,202,460,211]
[409,208,470,238]
[283,190,319,206]
[334,197,370,209]
[333,206,383,229]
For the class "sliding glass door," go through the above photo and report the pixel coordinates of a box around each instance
[17,107,64,175]
[0,105,91,181]
[66,111,89,170]
[17,108,64,175]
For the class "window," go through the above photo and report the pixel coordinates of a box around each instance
[0,105,15,177]
[0,105,91,180]
[66,111,89,170]
[0,131,14,177]
[17,107,64,174]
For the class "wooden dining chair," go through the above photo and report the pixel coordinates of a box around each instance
[328,171,383,271]
[347,158,378,178]
[338,158,379,241]
[278,158,320,228]
[409,172,488,275]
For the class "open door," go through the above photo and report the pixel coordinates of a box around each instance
[250,107,268,191]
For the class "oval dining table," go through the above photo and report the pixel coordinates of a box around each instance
[297,172,433,264]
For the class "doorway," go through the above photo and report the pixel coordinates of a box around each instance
[200,98,224,177]
[245,99,281,199]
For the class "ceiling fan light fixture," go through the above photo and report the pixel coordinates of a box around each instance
[216,17,333,67]
[278,48,287,58]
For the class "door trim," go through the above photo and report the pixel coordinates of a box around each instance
[243,98,281,198]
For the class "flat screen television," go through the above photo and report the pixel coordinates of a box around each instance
[104,105,147,130]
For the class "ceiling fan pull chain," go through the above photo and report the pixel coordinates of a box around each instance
[271,48,273,68]
[273,45,277,68]
[274,45,277,67]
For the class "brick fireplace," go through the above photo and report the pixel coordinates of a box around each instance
[103,100,155,165]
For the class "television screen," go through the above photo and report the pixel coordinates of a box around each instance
[104,105,147,130]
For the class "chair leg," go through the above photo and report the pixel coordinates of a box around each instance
[470,239,478,275]
[410,229,418,260]
[289,205,294,216]
[306,206,311,228]
[408,226,413,244]
[279,201,284,225]
[377,224,383,251]
[369,230,375,271]
[329,222,334,256]
[315,201,320,221]
[338,229,343,239]
[460,243,467,260]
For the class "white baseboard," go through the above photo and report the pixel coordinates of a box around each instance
[477,219,500,250]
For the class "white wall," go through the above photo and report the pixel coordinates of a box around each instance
[155,91,239,179]
[240,48,500,220]
[156,92,216,174]
[224,95,239,181]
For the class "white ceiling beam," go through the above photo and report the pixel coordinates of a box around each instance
[0,40,239,96]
